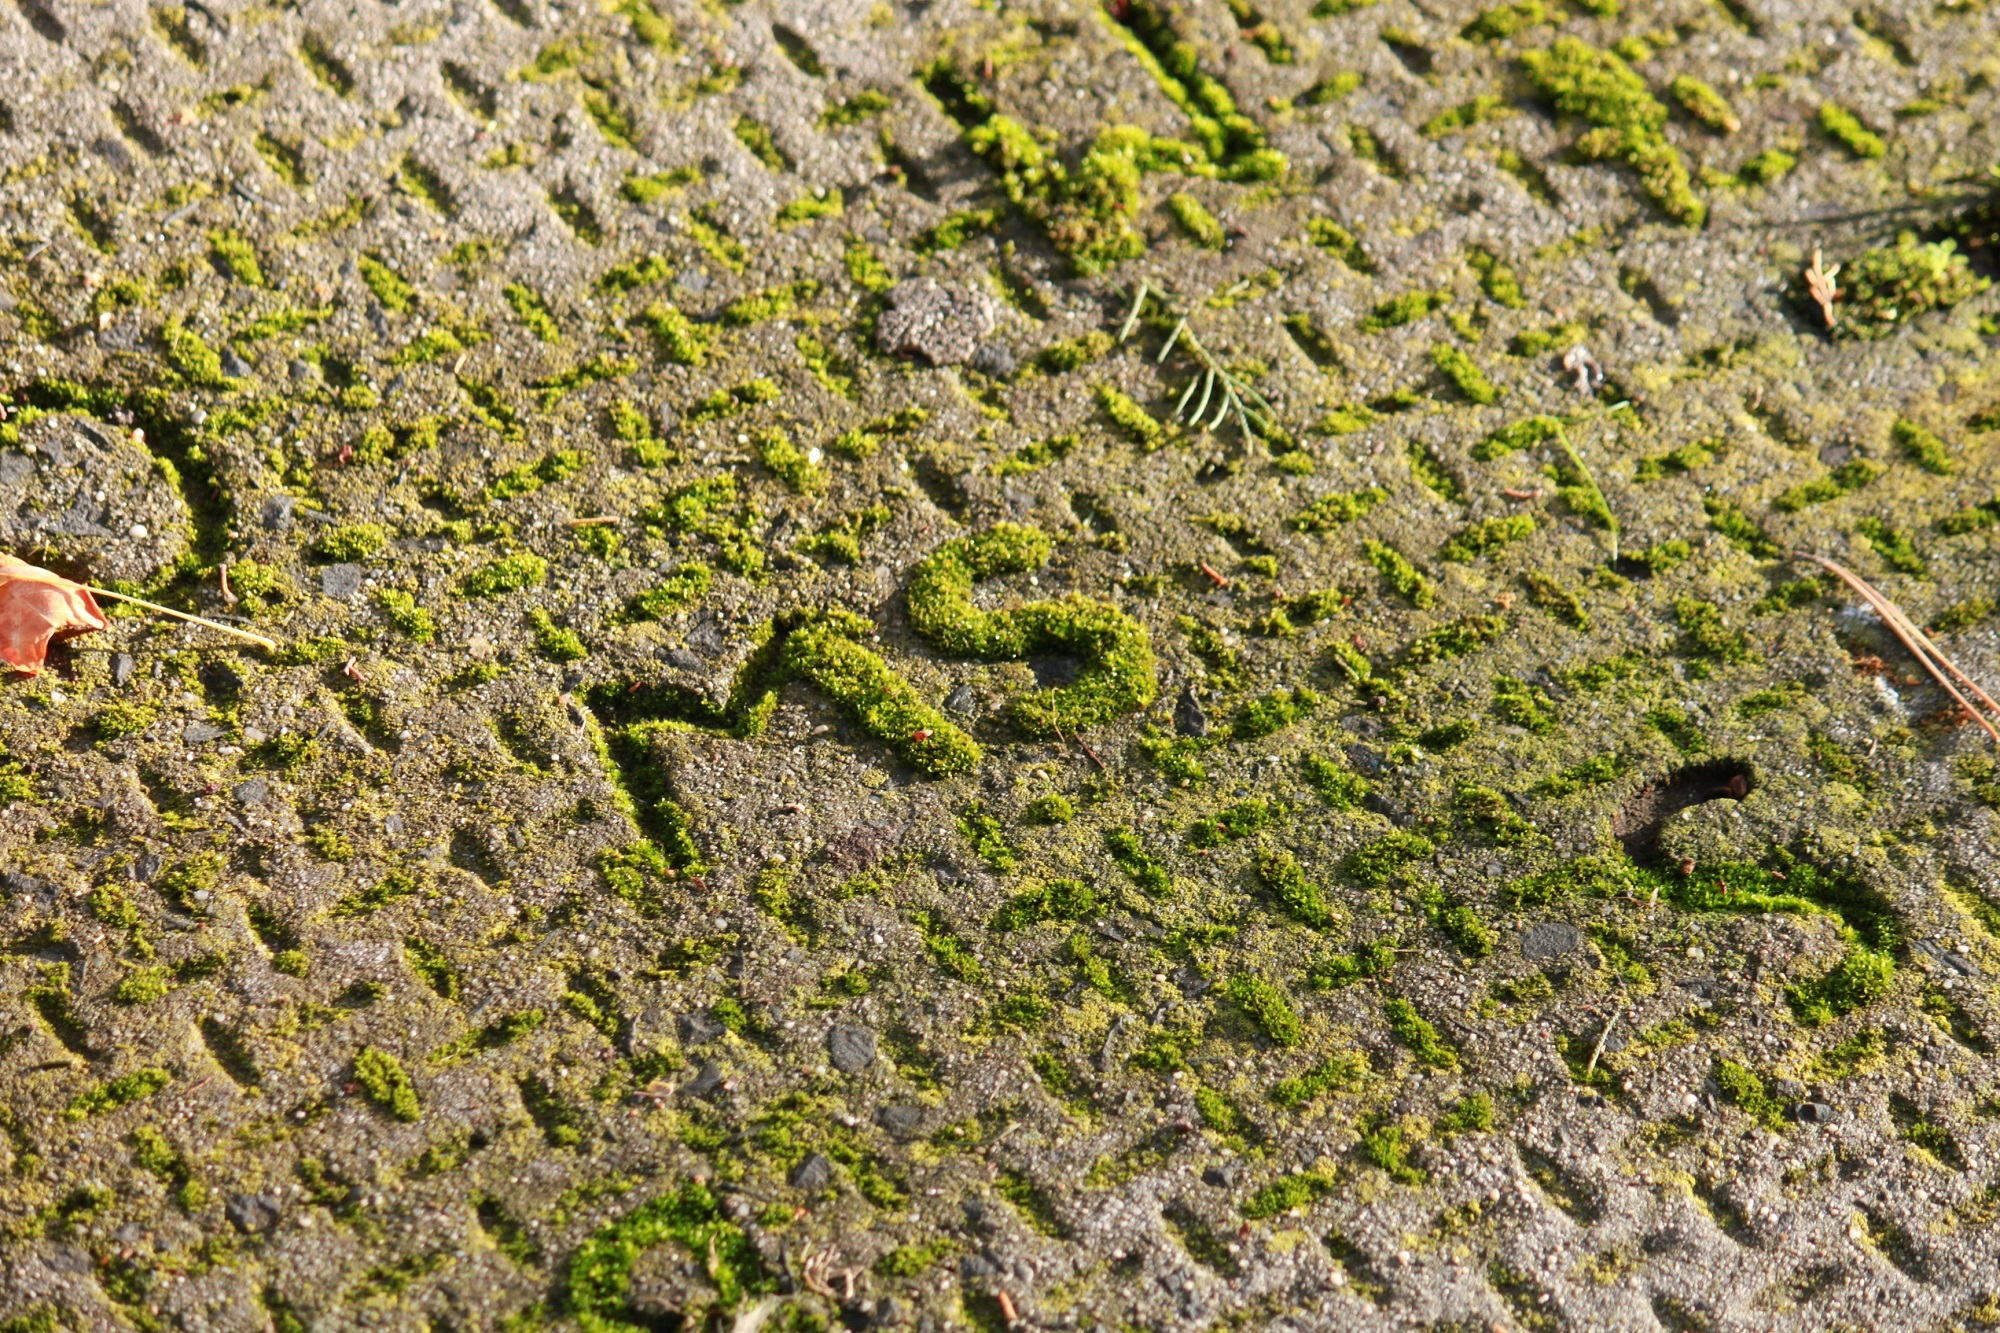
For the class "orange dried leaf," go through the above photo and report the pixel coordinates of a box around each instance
[0,554,109,675]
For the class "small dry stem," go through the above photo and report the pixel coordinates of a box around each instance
[1792,551,2000,744]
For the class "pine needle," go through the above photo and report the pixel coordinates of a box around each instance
[1791,551,2000,744]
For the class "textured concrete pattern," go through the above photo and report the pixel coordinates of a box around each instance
[1,0,1999,1329]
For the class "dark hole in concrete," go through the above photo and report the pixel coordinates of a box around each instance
[1613,759,1754,864]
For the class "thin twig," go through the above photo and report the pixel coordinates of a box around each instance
[567,516,619,527]
[1791,552,2000,744]
[91,588,278,651]
[1550,421,1619,565]
[1583,1002,1625,1082]
[1117,281,1151,342]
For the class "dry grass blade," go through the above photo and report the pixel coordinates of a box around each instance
[1792,551,2000,744]
[1804,247,1840,329]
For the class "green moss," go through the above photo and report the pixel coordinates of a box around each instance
[958,802,1019,873]
[599,252,672,293]
[113,966,172,1004]
[1224,974,1304,1046]
[1738,148,1795,184]
[1166,191,1226,248]
[775,188,843,226]
[1363,540,1434,608]
[627,563,711,620]
[160,318,231,387]
[208,231,265,286]
[914,206,1003,253]
[1234,687,1320,741]
[1359,1117,1427,1184]
[781,613,979,775]
[1713,1059,1788,1130]
[1854,517,1926,577]
[528,609,588,662]
[1241,1170,1336,1218]
[1462,0,1554,38]
[1789,948,1896,1027]
[843,236,896,293]
[910,909,983,983]
[614,171,693,212]
[720,279,819,326]
[1256,849,1339,929]
[1026,793,1075,824]
[733,115,788,170]
[752,426,824,494]
[133,1124,207,1210]
[822,88,893,128]
[1441,515,1534,563]
[1672,596,1753,667]
[1838,234,1987,338]
[1359,289,1448,332]
[1439,1092,1494,1133]
[1188,797,1279,847]
[463,552,549,597]
[67,1066,171,1120]
[489,448,586,500]
[1422,96,1515,138]
[1294,486,1385,531]
[1105,827,1171,894]
[1668,75,1738,133]
[1384,997,1457,1068]
[1305,217,1373,271]
[1891,419,1953,475]
[1094,384,1165,449]
[1817,102,1885,158]
[569,1182,765,1330]
[357,253,416,312]
[354,1047,421,1121]
[906,523,1156,735]
[1455,785,1536,847]
[1474,414,1561,461]
[1300,755,1370,810]
[312,522,388,562]
[637,301,711,366]
[1520,39,1703,225]
[990,878,1098,930]
[1342,832,1434,885]
[1430,342,1499,404]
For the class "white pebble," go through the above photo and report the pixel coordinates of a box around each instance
[129,523,148,538]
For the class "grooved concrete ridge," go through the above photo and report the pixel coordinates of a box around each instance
[1,0,1999,1329]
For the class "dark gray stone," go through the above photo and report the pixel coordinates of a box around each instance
[320,563,363,600]
[259,495,296,531]
[828,1023,876,1074]
[1345,743,1384,776]
[182,721,226,744]
[875,279,996,366]
[225,1193,283,1233]
[1522,922,1581,961]
[944,684,980,716]
[1203,1163,1240,1188]
[112,652,135,686]
[1795,1101,1834,1125]
[132,852,161,883]
[232,778,269,804]
[875,1104,925,1141]
[1175,685,1210,737]
[970,342,1016,378]
[790,1152,835,1191]
[680,1062,723,1099]
[821,824,896,872]
[2,872,48,899]
[220,349,252,378]
[681,1011,726,1045]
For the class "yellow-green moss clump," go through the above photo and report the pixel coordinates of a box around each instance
[353,1047,421,1121]
[1835,235,1988,339]
[1520,39,1703,226]
[906,523,1156,735]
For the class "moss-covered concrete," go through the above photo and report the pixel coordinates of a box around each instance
[2,0,2000,1329]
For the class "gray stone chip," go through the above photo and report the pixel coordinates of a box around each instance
[1521,921,1581,961]
[874,279,996,366]
[320,563,364,600]
[828,1023,877,1073]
